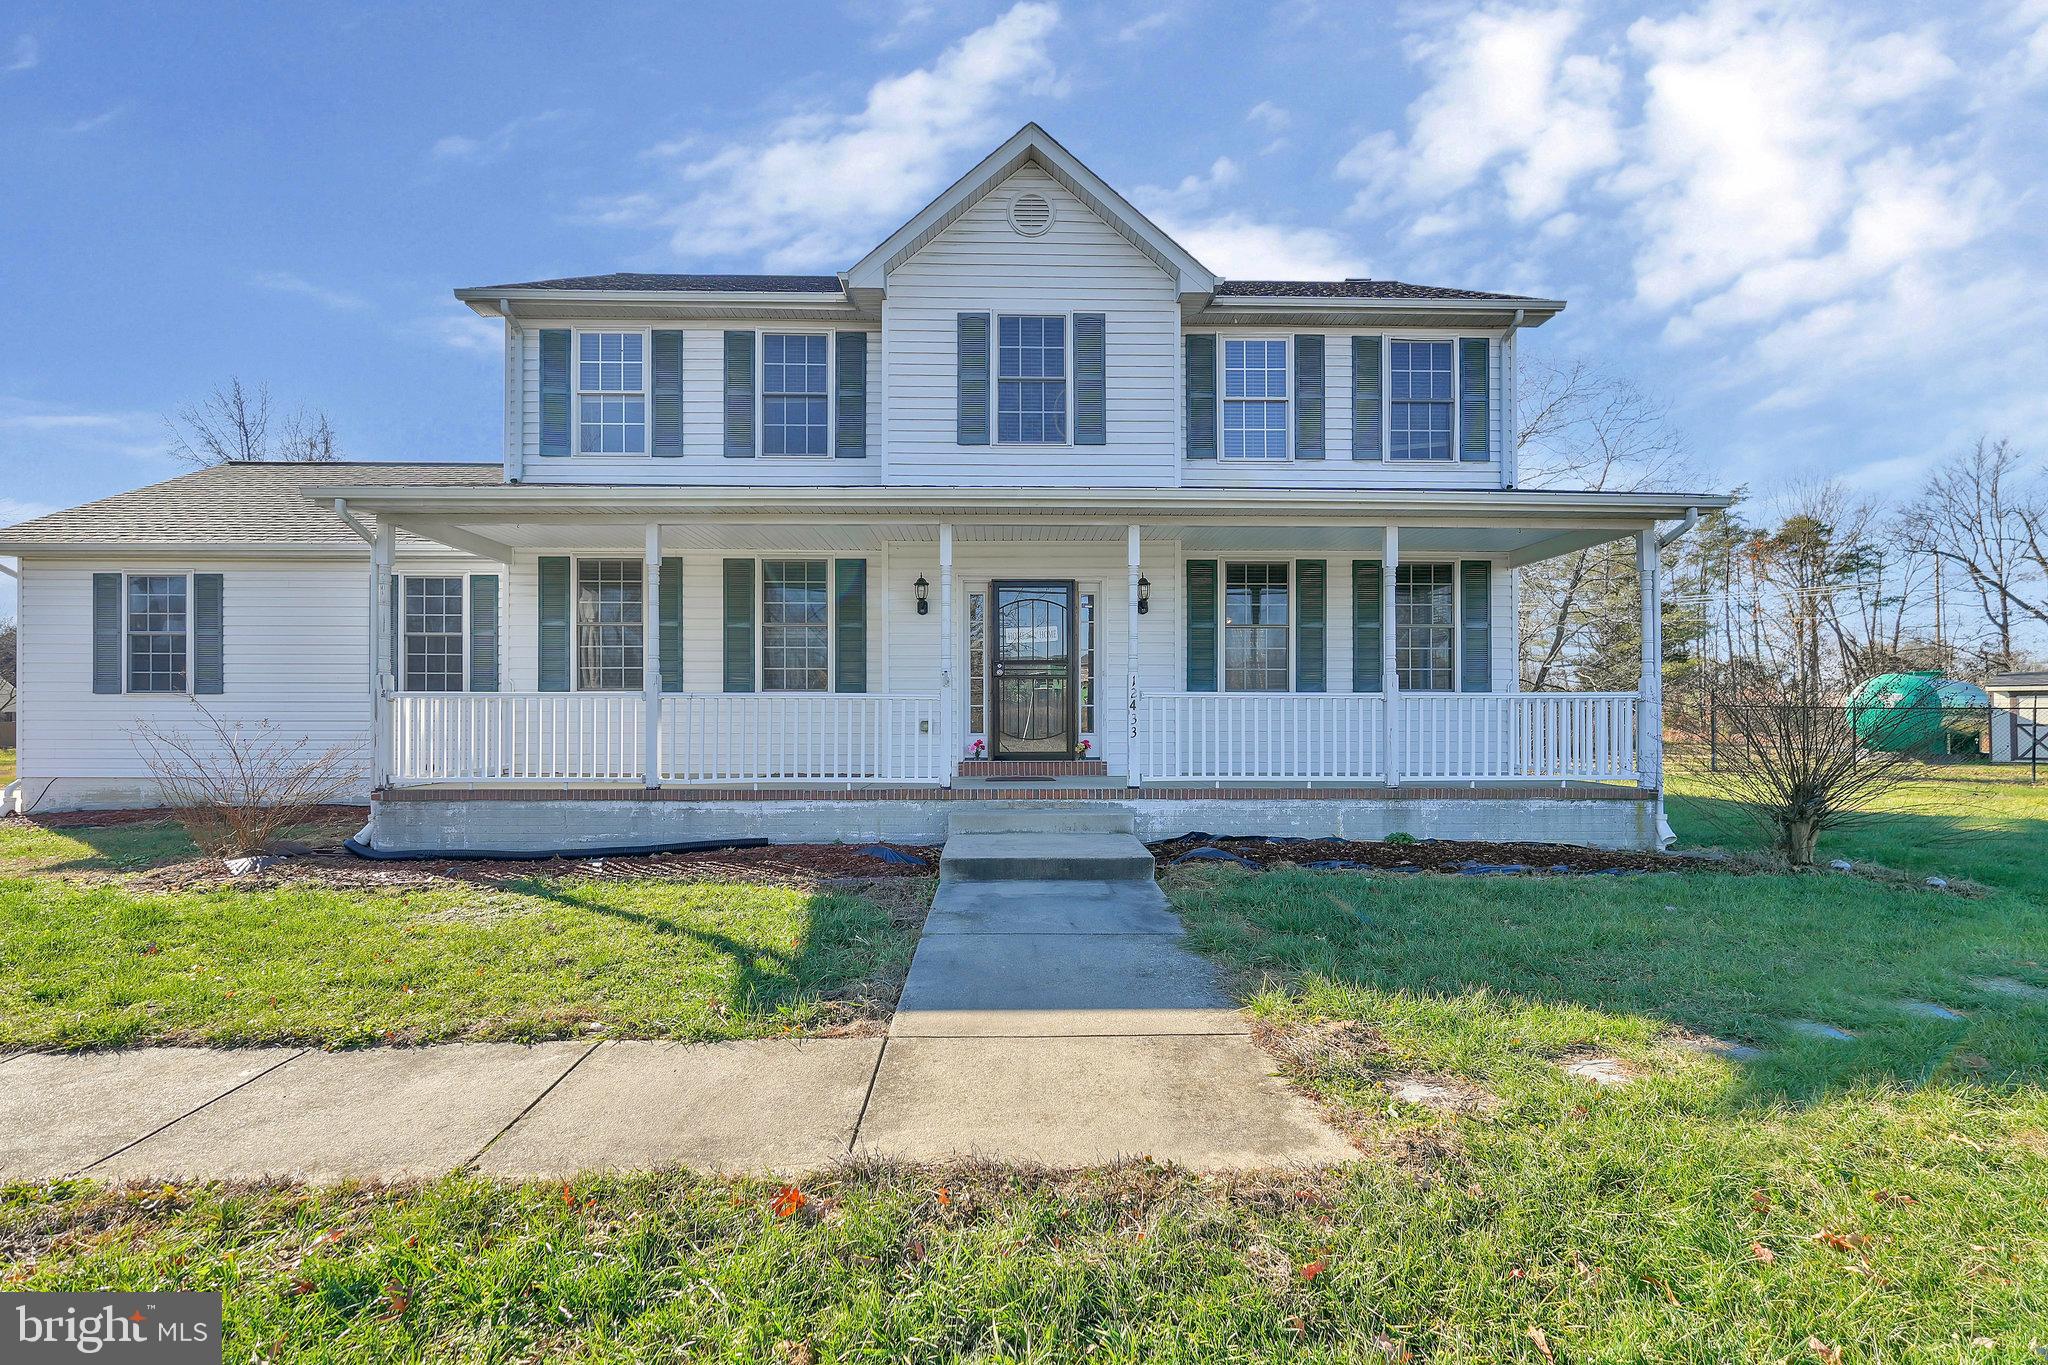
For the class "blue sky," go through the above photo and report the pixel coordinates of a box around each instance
[3,0,2046,619]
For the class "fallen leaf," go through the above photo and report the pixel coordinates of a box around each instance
[1298,1259,1325,1280]
[771,1185,808,1219]
[289,1279,314,1297]
[1751,1242,1776,1263]
[1813,1231,1871,1252]
[1806,1337,1842,1364]
[935,1186,951,1206]
[378,1284,410,1321]
[1527,1325,1556,1363]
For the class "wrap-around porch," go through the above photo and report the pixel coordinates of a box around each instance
[326,488,1682,809]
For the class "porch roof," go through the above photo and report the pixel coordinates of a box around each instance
[303,482,1731,564]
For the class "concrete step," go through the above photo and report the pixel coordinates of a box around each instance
[923,878,1176,935]
[939,831,1157,884]
[946,802,1136,837]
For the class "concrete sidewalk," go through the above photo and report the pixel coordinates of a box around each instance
[0,812,1353,1180]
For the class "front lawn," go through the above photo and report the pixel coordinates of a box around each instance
[0,747,14,786]
[0,820,925,1049]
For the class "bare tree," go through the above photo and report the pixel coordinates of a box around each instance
[165,378,343,467]
[1685,665,1934,867]
[130,700,362,858]
[0,616,15,687]
[1513,357,1700,691]
[1899,438,2046,673]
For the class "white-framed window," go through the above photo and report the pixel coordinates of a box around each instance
[761,333,831,456]
[968,589,987,735]
[1223,561,1290,692]
[577,331,647,455]
[761,559,830,692]
[997,314,1068,444]
[575,558,643,691]
[1394,562,1456,690]
[402,575,465,693]
[1078,589,1096,734]
[1388,339,1455,461]
[1222,337,1289,460]
[126,573,188,693]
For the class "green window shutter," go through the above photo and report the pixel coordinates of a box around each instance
[1295,560,1326,692]
[1352,335,1382,460]
[192,572,224,695]
[1293,335,1325,459]
[723,331,756,458]
[1185,559,1218,692]
[956,313,990,445]
[468,574,499,693]
[1459,337,1490,461]
[538,329,571,457]
[538,556,571,692]
[722,558,755,693]
[1185,334,1217,459]
[651,330,685,457]
[834,331,867,457]
[834,558,867,694]
[1074,313,1106,446]
[1460,560,1493,692]
[92,572,122,693]
[1352,559,1383,693]
[659,558,685,692]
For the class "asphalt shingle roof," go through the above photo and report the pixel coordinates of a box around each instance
[0,461,503,549]
[1213,279,1552,301]
[477,273,845,293]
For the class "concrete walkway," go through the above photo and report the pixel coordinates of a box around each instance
[0,807,1351,1181]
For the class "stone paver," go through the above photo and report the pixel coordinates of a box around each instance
[1898,1000,1968,1022]
[476,1039,882,1177]
[1786,1020,1858,1042]
[1972,976,2048,1002]
[0,1048,298,1180]
[1559,1055,1638,1087]
[91,1043,591,1183]
[853,1035,1354,1169]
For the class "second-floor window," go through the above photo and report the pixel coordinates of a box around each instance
[1222,338,1288,460]
[762,334,830,456]
[1389,340,1454,461]
[578,332,646,455]
[997,315,1067,443]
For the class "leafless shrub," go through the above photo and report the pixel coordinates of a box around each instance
[130,700,362,858]
[1680,667,1936,867]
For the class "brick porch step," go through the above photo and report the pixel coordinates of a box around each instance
[958,758,1108,778]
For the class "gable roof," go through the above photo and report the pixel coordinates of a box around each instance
[1215,279,1553,302]
[462,272,844,296]
[0,461,503,554]
[843,123,1218,298]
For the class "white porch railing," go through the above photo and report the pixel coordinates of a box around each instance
[386,692,943,786]
[1138,691,1640,784]
[1140,693,1388,782]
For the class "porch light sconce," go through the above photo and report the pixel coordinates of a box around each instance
[1137,575,1151,615]
[914,575,930,615]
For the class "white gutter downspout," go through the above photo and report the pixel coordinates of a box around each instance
[501,299,524,484]
[1,558,20,814]
[1657,505,1699,550]
[1502,308,1525,488]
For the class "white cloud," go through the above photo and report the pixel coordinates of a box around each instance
[252,271,367,312]
[1116,7,1175,42]
[1246,100,1290,132]
[406,313,502,354]
[0,398,163,461]
[1156,213,1365,279]
[0,497,59,526]
[431,111,569,164]
[4,34,36,74]
[587,1,1063,270]
[60,105,126,134]
[1340,4,1620,222]
[1133,156,1240,215]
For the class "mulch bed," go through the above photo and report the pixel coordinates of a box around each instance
[1149,833,1691,876]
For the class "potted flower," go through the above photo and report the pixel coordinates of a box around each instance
[1078,738,1091,757]
[968,739,987,759]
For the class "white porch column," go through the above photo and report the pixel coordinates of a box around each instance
[1381,525,1400,788]
[1636,528,1663,790]
[938,523,955,786]
[1126,523,1143,788]
[369,524,395,788]
[642,524,662,788]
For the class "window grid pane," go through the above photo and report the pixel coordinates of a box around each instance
[1223,562,1289,692]
[1389,340,1454,461]
[762,559,829,693]
[1395,562,1456,691]
[968,592,987,735]
[576,559,644,691]
[126,574,187,693]
[762,334,830,456]
[403,576,465,693]
[997,315,1067,444]
[1222,338,1288,459]
[1079,592,1095,734]
[578,332,646,454]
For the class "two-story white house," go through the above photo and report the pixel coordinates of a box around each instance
[0,126,1727,851]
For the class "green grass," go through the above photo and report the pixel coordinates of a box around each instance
[0,747,14,786]
[4,769,2046,1358]
[0,822,924,1049]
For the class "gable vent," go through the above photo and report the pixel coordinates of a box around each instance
[1008,191,1054,237]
